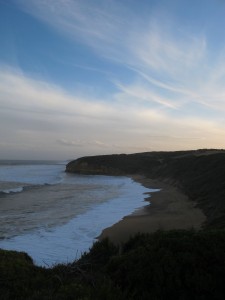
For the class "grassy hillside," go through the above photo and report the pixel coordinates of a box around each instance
[66,149,225,229]
[2,229,225,299]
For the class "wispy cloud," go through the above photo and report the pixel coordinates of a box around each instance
[17,0,129,56]
[16,0,225,114]
[115,81,180,110]
[131,19,207,75]
[3,1,225,159]
[1,66,225,160]
[0,66,116,120]
[57,138,110,148]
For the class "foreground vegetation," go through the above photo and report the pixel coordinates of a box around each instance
[2,229,225,299]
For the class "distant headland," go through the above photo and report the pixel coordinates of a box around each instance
[66,149,225,230]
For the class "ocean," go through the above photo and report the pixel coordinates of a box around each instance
[0,160,154,266]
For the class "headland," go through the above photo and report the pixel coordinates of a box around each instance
[66,149,225,243]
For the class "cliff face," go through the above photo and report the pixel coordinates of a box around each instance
[66,155,126,175]
[66,149,225,229]
[66,152,164,175]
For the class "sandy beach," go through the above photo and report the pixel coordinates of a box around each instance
[99,175,206,244]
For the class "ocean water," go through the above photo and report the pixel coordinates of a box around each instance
[0,160,155,266]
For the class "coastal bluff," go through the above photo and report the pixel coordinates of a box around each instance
[2,149,225,299]
[66,149,225,229]
[66,154,126,175]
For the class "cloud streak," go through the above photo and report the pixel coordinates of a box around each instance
[16,0,225,113]
[2,1,225,158]
[1,65,225,159]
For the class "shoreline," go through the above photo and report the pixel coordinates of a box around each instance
[0,175,151,266]
[98,175,206,244]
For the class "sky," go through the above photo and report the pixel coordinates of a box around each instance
[1,0,225,160]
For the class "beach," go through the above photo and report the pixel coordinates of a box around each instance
[0,159,207,265]
[99,175,206,244]
[0,161,155,265]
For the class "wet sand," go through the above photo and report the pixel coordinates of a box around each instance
[98,175,206,244]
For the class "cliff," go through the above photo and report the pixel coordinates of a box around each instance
[66,149,225,229]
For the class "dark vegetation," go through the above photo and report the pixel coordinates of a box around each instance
[2,149,225,299]
[2,230,225,299]
[66,149,225,229]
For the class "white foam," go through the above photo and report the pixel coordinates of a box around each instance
[2,187,24,194]
[0,178,157,267]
